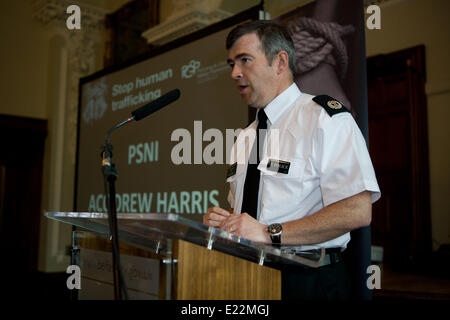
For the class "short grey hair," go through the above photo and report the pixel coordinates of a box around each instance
[226,20,296,77]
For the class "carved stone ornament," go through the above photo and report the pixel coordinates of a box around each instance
[32,0,107,166]
[32,0,105,30]
[142,0,232,45]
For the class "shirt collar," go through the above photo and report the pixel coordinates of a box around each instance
[257,82,302,126]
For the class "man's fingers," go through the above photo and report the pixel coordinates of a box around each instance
[206,219,222,227]
[208,211,230,222]
[209,206,231,216]
[205,207,230,221]
[204,206,233,227]
[220,215,240,232]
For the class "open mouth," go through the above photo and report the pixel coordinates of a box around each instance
[237,85,249,94]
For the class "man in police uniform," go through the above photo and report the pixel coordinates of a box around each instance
[202,21,380,299]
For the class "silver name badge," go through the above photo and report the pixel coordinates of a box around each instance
[267,159,290,174]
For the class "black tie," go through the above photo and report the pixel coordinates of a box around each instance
[241,109,268,219]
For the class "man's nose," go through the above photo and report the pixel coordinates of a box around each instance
[231,64,242,80]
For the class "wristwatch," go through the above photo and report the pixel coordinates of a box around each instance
[267,223,283,245]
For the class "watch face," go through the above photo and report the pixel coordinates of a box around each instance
[268,223,282,235]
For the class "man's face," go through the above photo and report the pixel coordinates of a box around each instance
[227,33,278,109]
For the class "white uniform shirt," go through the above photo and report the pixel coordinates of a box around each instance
[227,83,380,251]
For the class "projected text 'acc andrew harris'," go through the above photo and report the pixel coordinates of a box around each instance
[87,190,219,214]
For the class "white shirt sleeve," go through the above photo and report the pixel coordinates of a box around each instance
[313,112,381,207]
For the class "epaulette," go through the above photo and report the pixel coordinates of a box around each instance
[312,95,349,117]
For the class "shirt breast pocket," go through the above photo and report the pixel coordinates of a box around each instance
[258,158,306,200]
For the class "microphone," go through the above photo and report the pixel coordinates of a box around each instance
[106,89,181,139]
[131,88,180,121]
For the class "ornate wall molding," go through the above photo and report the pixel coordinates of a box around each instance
[31,0,108,268]
[32,0,107,167]
[142,0,232,45]
[32,0,105,30]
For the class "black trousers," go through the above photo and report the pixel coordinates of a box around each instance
[281,260,351,300]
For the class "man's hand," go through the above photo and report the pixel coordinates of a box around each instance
[203,206,232,227]
[220,212,270,244]
[203,207,270,243]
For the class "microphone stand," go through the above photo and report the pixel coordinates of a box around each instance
[97,89,180,299]
[101,118,133,300]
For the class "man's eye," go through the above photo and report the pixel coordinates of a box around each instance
[241,57,250,63]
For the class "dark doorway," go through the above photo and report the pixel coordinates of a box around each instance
[0,115,47,276]
[367,45,431,271]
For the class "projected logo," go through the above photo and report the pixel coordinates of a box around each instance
[83,77,108,125]
[181,60,201,79]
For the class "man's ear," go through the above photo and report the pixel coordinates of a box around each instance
[276,50,289,76]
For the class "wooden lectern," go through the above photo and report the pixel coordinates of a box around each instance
[46,212,322,300]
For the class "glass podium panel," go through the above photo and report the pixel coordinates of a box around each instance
[46,211,325,269]
[72,230,169,300]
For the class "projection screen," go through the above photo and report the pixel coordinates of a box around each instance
[75,9,261,222]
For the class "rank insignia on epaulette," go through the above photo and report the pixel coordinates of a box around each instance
[327,100,342,109]
[312,95,349,117]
